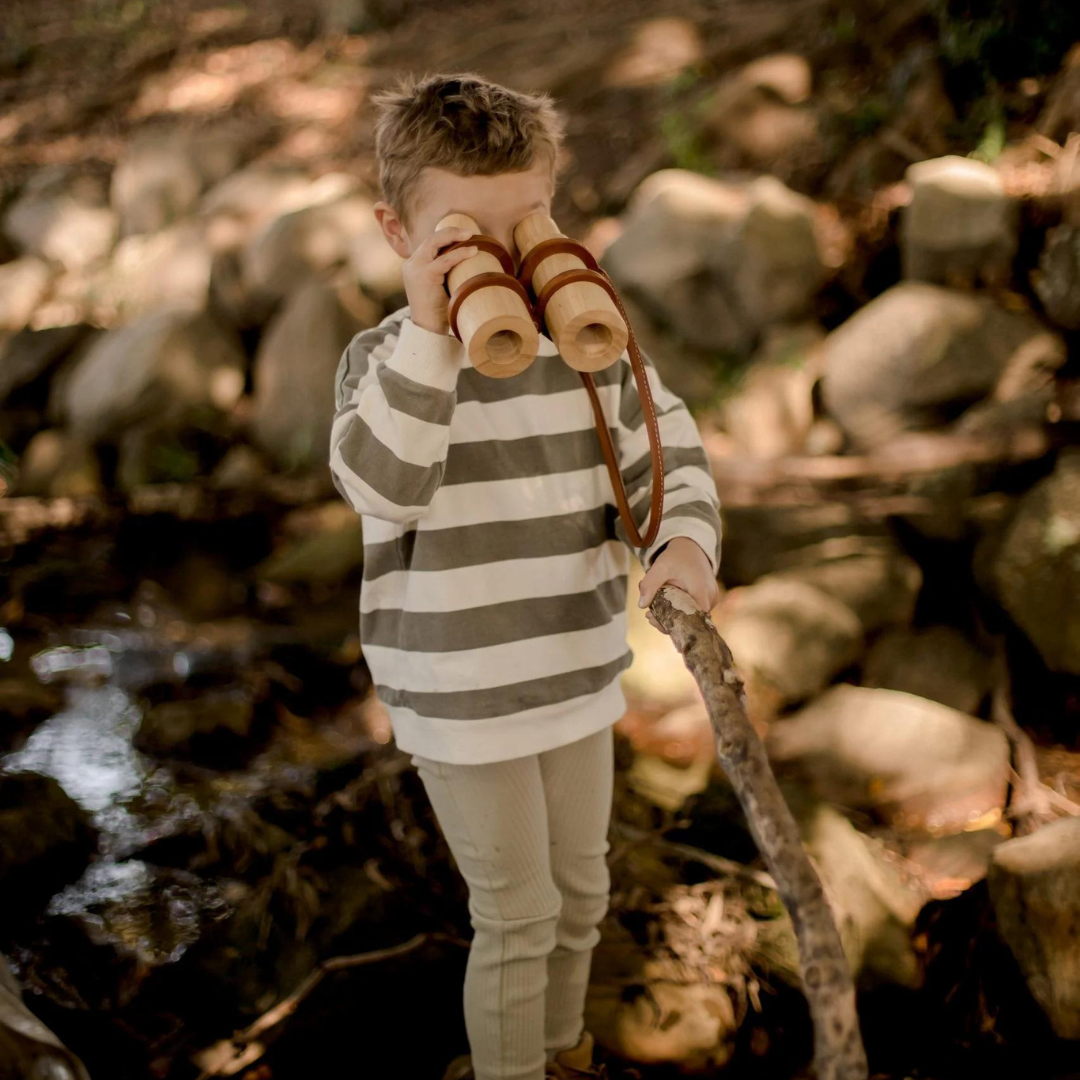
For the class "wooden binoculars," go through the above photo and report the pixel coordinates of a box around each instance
[435,211,666,551]
[437,211,630,379]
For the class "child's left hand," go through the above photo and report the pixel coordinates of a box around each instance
[637,536,722,633]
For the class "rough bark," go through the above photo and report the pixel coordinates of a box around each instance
[649,585,868,1080]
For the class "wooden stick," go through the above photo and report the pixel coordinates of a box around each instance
[648,585,868,1080]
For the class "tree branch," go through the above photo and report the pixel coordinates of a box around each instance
[648,585,868,1080]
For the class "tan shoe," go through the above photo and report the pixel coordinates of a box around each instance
[546,1030,608,1078]
[441,1053,475,1080]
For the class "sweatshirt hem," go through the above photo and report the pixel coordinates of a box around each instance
[386,677,628,765]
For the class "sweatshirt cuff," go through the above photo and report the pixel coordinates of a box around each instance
[643,518,722,578]
[385,317,468,391]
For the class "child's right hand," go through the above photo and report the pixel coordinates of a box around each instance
[404,226,479,337]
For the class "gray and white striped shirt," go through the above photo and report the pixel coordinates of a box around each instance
[329,306,722,764]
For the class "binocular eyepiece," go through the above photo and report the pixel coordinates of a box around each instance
[437,211,629,379]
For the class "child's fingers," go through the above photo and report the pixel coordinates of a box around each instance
[424,227,476,258]
[430,245,478,273]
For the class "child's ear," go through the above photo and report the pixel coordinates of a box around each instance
[373,201,411,259]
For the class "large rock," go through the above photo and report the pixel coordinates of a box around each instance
[990,448,1080,674]
[793,802,928,989]
[988,816,1080,1039]
[3,168,118,272]
[199,167,359,236]
[702,54,822,184]
[0,952,92,1080]
[1033,223,1080,331]
[242,194,395,315]
[0,324,90,407]
[714,577,864,722]
[249,280,372,471]
[110,125,254,236]
[719,324,822,457]
[0,257,51,330]
[54,309,246,442]
[95,221,215,317]
[603,169,825,356]
[861,624,992,715]
[767,684,1010,832]
[770,546,922,633]
[12,429,102,498]
[719,503,894,587]
[901,155,1017,287]
[820,282,1065,449]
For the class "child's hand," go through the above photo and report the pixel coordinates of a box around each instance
[404,226,479,336]
[637,536,721,633]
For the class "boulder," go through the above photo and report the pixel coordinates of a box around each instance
[861,624,992,714]
[719,324,822,457]
[1033,223,1080,331]
[11,429,102,498]
[767,684,1010,832]
[95,220,215,317]
[988,816,1080,1039]
[713,577,864,721]
[990,448,1080,674]
[249,279,372,471]
[3,168,118,272]
[901,155,1017,287]
[199,167,359,236]
[0,256,51,330]
[0,324,90,407]
[603,169,825,357]
[110,124,254,235]
[255,500,364,585]
[616,293,721,411]
[769,546,922,633]
[820,282,1065,449]
[719,502,894,587]
[0,952,91,1080]
[703,53,822,184]
[54,309,246,442]
[788,802,929,989]
[242,194,385,314]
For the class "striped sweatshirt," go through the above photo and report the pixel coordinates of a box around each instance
[329,306,723,764]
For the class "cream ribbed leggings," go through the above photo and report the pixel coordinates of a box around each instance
[412,725,614,1080]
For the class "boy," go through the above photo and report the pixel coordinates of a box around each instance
[328,72,723,1080]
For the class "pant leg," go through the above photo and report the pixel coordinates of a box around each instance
[413,751,561,1080]
[537,725,615,1056]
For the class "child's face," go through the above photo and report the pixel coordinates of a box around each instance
[375,156,554,270]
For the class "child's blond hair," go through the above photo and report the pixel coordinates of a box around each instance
[371,71,567,228]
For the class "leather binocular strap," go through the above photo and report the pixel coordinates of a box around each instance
[439,231,665,550]
[446,271,537,343]
[443,234,536,342]
[516,235,599,292]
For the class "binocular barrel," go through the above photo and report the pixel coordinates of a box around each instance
[437,212,538,378]
[513,212,628,372]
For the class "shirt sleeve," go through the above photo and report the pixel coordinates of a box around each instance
[612,345,723,575]
[328,312,468,523]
